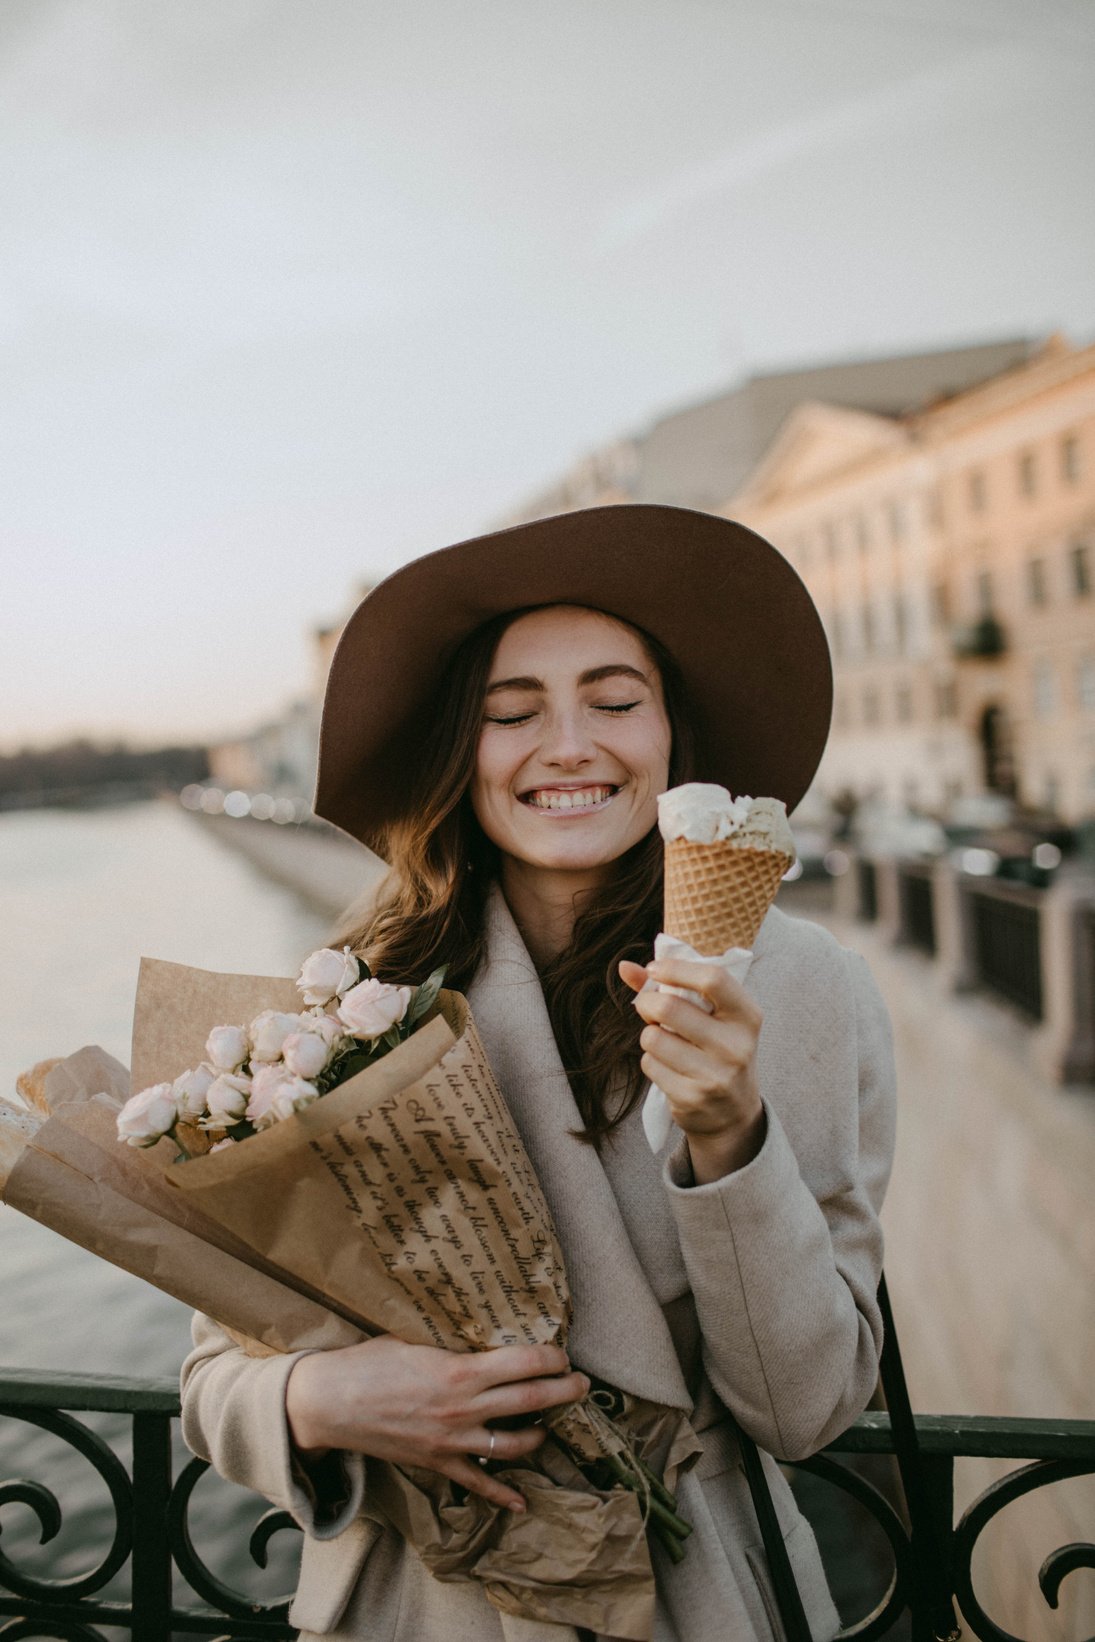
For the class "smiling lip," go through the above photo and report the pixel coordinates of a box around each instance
[521,785,619,813]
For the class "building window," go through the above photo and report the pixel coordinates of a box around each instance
[1061,434,1080,484]
[822,522,838,562]
[1018,450,1037,497]
[969,469,986,512]
[861,602,875,654]
[1078,654,1095,712]
[893,592,908,653]
[925,488,943,529]
[1027,556,1047,607]
[1044,773,1060,813]
[863,687,881,726]
[888,500,905,542]
[856,514,870,554]
[1032,659,1055,719]
[828,609,844,659]
[1069,540,1092,597]
[935,678,958,719]
[976,570,995,616]
[895,681,913,723]
[932,583,951,627]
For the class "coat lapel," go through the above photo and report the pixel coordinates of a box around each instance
[466,886,691,1412]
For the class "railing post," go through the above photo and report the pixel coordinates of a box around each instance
[1033,877,1095,1084]
[130,1409,174,1642]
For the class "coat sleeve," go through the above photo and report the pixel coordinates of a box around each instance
[179,1311,366,1539]
[663,946,896,1461]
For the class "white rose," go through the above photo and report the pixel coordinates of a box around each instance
[249,1009,305,1064]
[247,1065,320,1128]
[172,1063,215,1118]
[204,1072,252,1126]
[297,946,361,1006]
[247,1064,292,1129]
[337,978,412,1041]
[205,1024,249,1072]
[272,1075,320,1120]
[282,1030,333,1080]
[117,1084,177,1148]
[303,1009,346,1046]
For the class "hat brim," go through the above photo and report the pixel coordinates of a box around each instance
[315,504,831,848]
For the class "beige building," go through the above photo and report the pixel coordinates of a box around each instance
[728,336,1095,822]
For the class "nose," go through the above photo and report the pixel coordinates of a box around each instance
[540,705,596,768]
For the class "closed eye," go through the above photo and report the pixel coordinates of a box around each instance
[484,712,535,726]
[595,701,641,714]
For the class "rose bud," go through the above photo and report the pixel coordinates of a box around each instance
[249,1009,305,1064]
[297,946,361,1007]
[205,1024,249,1072]
[247,1064,292,1129]
[117,1084,177,1148]
[302,1009,346,1046]
[272,1076,321,1120]
[203,1072,253,1126]
[172,1063,215,1119]
[337,979,412,1041]
[282,1030,332,1081]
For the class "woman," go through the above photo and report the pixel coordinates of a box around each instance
[181,504,896,1641]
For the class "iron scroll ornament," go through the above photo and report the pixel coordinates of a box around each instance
[167,1453,299,1618]
[0,1407,132,1603]
[950,1457,1095,1642]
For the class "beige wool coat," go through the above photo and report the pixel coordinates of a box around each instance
[181,887,896,1642]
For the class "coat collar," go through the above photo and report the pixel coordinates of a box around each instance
[466,884,692,1411]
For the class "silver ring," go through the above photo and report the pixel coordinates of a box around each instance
[478,1430,497,1468]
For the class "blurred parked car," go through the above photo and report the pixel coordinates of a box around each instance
[942,796,1074,888]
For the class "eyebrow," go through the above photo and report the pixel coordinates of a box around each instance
[484,664,650,697]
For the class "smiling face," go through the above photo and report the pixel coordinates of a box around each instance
[470,606,672,898]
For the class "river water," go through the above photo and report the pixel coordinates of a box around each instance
[0,799,334,1620]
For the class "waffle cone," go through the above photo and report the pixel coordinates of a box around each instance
[663,839,791,953]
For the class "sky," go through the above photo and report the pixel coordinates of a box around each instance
[3,0,1094,750]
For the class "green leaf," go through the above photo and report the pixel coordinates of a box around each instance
[407,964,448,1027]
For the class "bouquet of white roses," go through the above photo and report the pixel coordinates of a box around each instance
[4,948,694,1640]
[115,945,445,1157]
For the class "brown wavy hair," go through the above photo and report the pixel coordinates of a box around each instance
[334,606,694,1143]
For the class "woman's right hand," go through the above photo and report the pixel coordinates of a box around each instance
[285,1335,589,1512]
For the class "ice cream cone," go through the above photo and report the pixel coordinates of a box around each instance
[663,838,791,954]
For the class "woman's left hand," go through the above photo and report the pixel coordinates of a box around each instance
[619,956,766,1184]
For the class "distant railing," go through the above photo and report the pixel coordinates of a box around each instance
[968,878,1043,1020]
[897,863,936,956]
[2,1370,1093,1642]
[857,857,878,923]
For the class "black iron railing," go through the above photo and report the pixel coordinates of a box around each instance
[1,1370,1093,1641]
[858,858,879,923]
[968,879,1043,1020]
[897,865,936,956]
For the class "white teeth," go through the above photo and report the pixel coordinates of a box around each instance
[526,786,614,811]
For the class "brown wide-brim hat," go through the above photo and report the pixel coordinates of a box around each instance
[315,504,831,849]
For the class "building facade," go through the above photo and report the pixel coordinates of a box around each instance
[728,337,1095,822]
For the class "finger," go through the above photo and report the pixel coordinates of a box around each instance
[465,1343,572,1389]
[465,1422,548,1464]
[618,959,650,993]
[474,1369,590,1423]
[647,959,761,1025]
[640,1024,727,1086]
[639,1058,734,1132]
[443,1454,527,1513]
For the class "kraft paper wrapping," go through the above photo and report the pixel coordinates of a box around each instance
[164,987,570,1356]
[2,1043,362,1354]
[6,960,683,1638]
